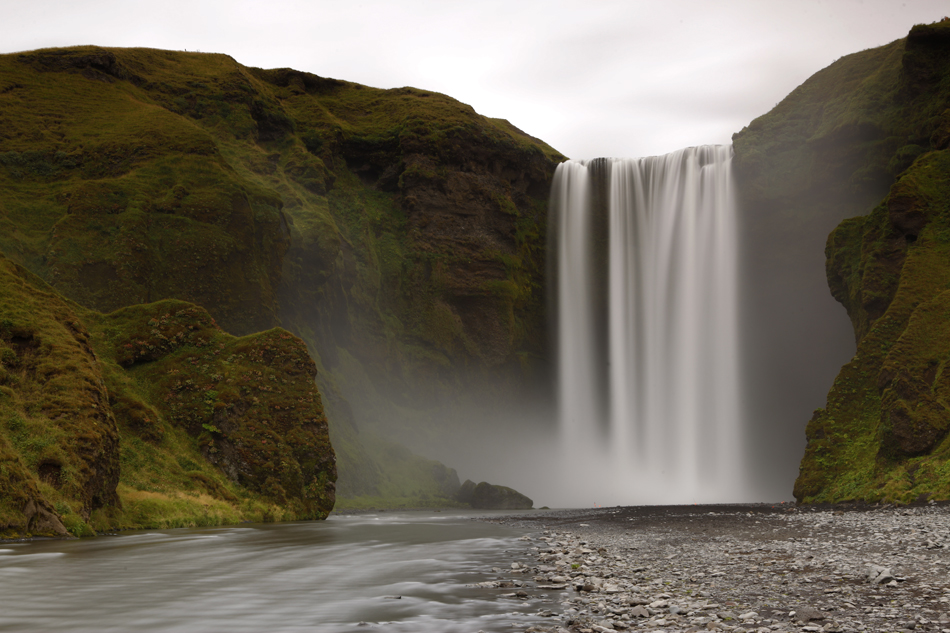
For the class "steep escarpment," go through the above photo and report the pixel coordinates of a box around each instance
[0,46,563,505]
[732,19,950,498]
[758,20,950,503]
[0,253,335,537]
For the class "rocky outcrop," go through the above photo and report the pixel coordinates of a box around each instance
[730,32,911,495]
[456,479,533,509]
[99,301,336,517]
[0,252,336,538]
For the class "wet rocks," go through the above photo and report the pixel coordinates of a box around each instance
[484,502,950,633]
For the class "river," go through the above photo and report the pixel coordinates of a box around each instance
[0,511,556,632]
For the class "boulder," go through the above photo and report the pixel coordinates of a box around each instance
[456,480,533,509]
[456,479,477,505]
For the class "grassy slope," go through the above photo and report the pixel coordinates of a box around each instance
[0,254,334,537]
[0,46,563,508]
[750,19,950,503]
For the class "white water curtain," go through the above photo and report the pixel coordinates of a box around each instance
[551,146,745,504]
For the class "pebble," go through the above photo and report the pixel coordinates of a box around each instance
[478,502,950,633]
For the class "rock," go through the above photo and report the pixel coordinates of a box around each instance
[867,565,894,584]
[455,479,477,505]
[431,463,461,498]
[794,607,825,622]
[464,481,533,510]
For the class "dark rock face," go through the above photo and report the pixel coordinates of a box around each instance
[456,479,533,510]
[431,463,461,499]
[789,19,950,503]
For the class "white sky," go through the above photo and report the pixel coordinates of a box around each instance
[2,0,946,159]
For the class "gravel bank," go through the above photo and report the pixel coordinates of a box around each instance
[478,503,950,633]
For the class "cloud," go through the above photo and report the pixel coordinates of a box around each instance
[1,0,946,159]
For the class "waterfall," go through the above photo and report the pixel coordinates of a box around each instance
[551,145,747,505]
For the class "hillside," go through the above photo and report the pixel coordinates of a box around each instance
[0,45,564,510]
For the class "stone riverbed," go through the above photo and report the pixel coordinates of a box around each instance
[476,503,950,633]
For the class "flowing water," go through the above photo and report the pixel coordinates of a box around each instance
[551,146,748,505]
[0,512,552,632]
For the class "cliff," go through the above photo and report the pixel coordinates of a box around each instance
[733,19,950,502]
[0,45,563,512]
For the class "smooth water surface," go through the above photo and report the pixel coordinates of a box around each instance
[0,512,553,632]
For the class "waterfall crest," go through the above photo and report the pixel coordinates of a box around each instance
[551,145,747,504]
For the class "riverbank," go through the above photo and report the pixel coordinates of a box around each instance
[479,503,950,633]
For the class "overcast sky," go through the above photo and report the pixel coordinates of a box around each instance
[2,0,946,159]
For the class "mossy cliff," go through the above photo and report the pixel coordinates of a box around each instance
[734,19,950,502]
[0,45,563,510]
[0,254,335,537]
